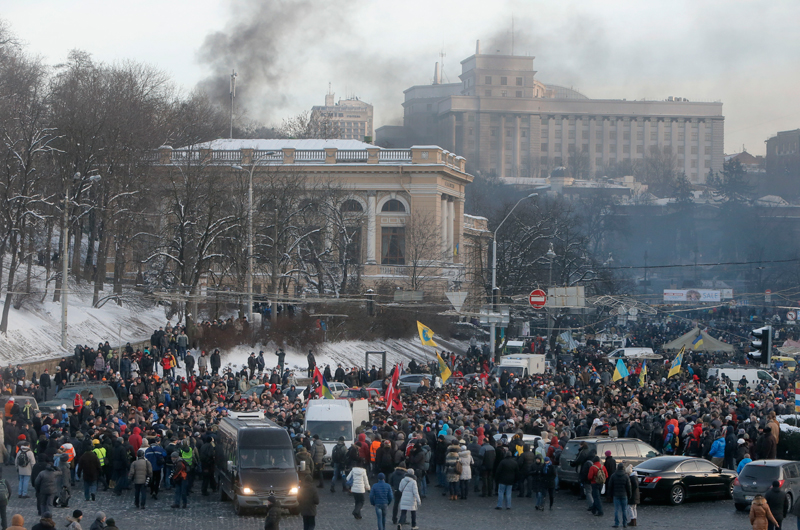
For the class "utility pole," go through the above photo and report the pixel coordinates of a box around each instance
[272,208,279,327]
[230,70,237,139]
[60,176,71,350]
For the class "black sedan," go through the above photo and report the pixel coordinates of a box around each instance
[634,456,737,505]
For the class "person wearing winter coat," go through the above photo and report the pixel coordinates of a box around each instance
[66,510,83,530]
[297,475,319,530]
[7,514,25,530]
[517,444,536,498]
[346,461,370,519]
[128,449,153,508]
[309,435,326,489]
[764,480,786,530]
[750,494,779,530]
[542,457,557,510]
[709,432,726,468]
[608,463,632,528]
[370,472,393,530]
[626,465,640,526]
[389,465,407,525]
[458,444,473,500]
[494,451,519,510]
[398,469,421,529]
[16,443,35,497]
[198,352,208,377]
[88,511,105,530]
[264,495,281,530]
[528,456,546,509]
[0,468,10,530]
[444,444,460,500]
[479,439,496,498]
[31,511,56,530]
[34,460,61,517]
[76,449,101,501]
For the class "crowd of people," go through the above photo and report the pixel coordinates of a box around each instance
[0,315,796,530]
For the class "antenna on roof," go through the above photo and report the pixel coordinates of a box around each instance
[229,70,237,139]
[439,49,448,83]
[511,15,515,56]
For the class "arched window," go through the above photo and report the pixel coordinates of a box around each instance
[381,199,406,213]
[341,199,363,213]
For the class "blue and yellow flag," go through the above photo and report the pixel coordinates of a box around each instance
[612,358,630,382]
[313,367,334,399]
[692,334,704,350]
[639,362,647,386]
[417,321,438,347]
[436,351,452,383]
[668,346,684,378]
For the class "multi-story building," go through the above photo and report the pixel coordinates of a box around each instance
[764,129,800,198]
[378,42,725,185]
[311,92,374,141]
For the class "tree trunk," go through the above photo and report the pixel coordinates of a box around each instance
[83,209,97,281]
[53,222,64,302]
[113,233,125,297]
[25,224,34,296]
[92,221,109,307]
[0,233,20,334]
[71,217,82,283]
[42,218,53,302]
[0,241,6,298]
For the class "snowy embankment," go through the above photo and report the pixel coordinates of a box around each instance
[776,414,800,434]
[218,336,467,375]
[0,279,165,364]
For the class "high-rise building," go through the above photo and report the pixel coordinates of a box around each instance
[378,41,725,185]
[311,91,374,141]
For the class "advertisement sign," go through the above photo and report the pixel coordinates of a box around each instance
[720,289,734,300]
[663,289,721,302]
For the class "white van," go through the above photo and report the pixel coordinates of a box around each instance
[503,340,526,355]
[607,348,662,363]
[706,366,777,390]
[491,354,546,378]
[304,399,370,465]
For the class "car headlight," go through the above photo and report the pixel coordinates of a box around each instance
[241,487,254,495]
[289,487,299,495]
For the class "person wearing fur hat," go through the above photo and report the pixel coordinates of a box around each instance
[8,513,25,530]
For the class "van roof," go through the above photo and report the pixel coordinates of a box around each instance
[222,415,282,430]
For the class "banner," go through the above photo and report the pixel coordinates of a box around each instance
[663,289,721,302]
[386,364,403,412]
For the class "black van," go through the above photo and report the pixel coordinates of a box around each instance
[216,412,300,515]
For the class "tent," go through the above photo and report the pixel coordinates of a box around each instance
[662,327,735,353]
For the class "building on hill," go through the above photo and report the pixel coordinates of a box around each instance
[377,40,725,185]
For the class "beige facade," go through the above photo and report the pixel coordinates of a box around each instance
[153,139,488,302]
[311,93,374,141]
[386,47,724,185]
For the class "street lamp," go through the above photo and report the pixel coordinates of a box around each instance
[546,242,556,286]
[233,153,276,326]
[490,191,538,360]
[61,172,101,350]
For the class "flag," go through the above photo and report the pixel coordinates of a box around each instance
[668,346,684,378]
[692,334,704,350]
[312,367,334,399]
[436,351,452,383]
[639,362,647,387]
[385,364,403,412]
[612,358,630,382]
[453,243,459,256]
[417,321,438,347]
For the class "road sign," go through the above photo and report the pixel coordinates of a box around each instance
[529,289,547,308]
[766,289,772,303]
[445,291,468,313]
[788,311,797,322]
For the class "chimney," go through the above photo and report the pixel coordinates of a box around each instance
[433,62,441,85]
[476,39,481,55]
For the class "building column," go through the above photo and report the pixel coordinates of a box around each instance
[441,194,449,255]
[447,197,455,261]
[514,114,521,178]
[500,115,506,178]
[367,192,377,264]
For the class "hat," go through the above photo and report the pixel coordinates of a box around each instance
[95,511,105,521]
[605,450,612,457]
[377,472,386,480]
[10,515,22,526]
[738,439,746,445]
[61,404,66,410]
[72,510,83,519]
[138,449,145,456]
[106,519,116,527]
[773,480,782,488]
[42,511,52,519]
[338,436,345,442]
[406,469,415,477]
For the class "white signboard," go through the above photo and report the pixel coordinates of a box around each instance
[663,289,721,302]
[720,289,734,300]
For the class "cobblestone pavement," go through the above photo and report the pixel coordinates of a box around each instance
[0,472,754,530]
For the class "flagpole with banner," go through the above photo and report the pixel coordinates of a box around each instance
[639,361,647,387]
[668,346,685,378]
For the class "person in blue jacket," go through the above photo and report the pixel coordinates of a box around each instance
[370,472,394,530]
[144,441,168,501]
[737,453,752,474]
[709,432,726,468]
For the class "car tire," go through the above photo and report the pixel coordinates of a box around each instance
[219,482,230,502]
[233,494,246,515]
[668,484,686,506]
[785,493,793,518]
[735,503,748,512]
[726,480,734,499]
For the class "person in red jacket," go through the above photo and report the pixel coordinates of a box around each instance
[587,456,605,516]
[73,393,83,415]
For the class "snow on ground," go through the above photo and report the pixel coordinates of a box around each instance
[776,414,800,434]
[0,278,166,364]
[217,336,468,375]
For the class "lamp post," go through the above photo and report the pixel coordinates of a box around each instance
[233,154,276,326]
[490,192,538,360]
[61,172,101,350]
[546,242,556,286]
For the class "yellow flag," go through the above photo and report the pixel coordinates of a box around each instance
[436,351,452,383]
[417,321,438,347]
[668,346,684,378]
[639,362,647,387]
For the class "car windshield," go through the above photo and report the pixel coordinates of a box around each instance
[54,389,80,400]
[499,367,525,377]
[636,457,680,471]
[742,465,780,481]
[238,448,294,469]
[306,420,352,442]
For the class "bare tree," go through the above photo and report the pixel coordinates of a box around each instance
[402,211,445,292]
[279,110,342,139]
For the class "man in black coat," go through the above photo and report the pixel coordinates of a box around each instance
[39,370,51,401]
[210,350,221,376]
[494,452,518,509]
[607,463,632,527]
[765,480,786,530]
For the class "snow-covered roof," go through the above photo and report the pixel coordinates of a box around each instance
[187,139,378,151]
[756,195,789,206]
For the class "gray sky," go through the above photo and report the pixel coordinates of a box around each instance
[5,0,799,155]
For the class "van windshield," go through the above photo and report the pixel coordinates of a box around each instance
[239,448,294,469]
[306,420,352,442]
[497,366,525,377]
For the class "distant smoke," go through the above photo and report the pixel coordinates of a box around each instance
[196,0,418,129]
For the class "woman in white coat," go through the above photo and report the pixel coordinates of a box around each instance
[346,461,370,519]
[398,468,421,529]
[458,444,474,500]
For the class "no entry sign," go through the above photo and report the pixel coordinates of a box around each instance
[529,289,547,308]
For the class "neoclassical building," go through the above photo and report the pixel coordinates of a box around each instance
[149,139,489,303]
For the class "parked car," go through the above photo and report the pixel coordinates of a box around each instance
[559,437,661,486]
[367,380,385,391]
[326,382,349,397]
[338,387,382,401]
[635,455,737,505]
[39,382,118,413]
[733,460,800,513]
[493,433,542,450]
[398,374,432,394]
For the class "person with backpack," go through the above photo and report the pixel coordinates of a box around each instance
[588,455,606,517]
[144,440,167,500]
[169,451,189,509]
[16,442,35,498]
[330,437,348,493]
[0,467,11,529]
[128,449,153,509]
